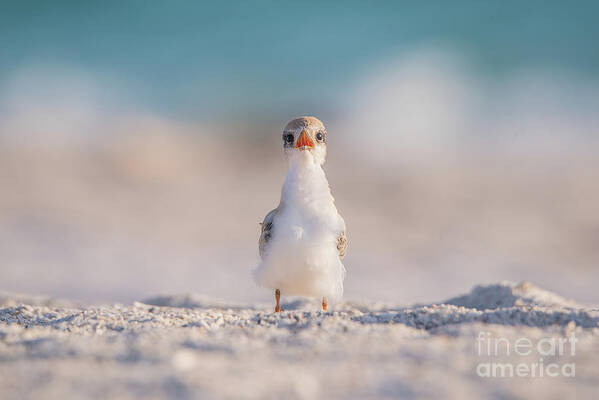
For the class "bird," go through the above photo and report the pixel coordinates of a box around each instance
[253,116,347,312]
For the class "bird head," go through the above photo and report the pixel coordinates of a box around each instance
[282,116,327,165]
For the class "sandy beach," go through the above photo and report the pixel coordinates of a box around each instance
[1,281,597,399]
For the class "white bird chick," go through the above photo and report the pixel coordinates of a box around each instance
[254,116,347,312]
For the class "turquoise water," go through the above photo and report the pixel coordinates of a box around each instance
[1,1,598,118]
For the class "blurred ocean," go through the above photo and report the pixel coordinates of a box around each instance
[0,2,598,305]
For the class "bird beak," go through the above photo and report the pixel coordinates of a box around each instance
[295,129,315,150]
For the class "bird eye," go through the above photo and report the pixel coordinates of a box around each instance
[284,134,294,144]
[316,132,324,142]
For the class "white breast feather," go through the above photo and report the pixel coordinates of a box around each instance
[253,150,346,301]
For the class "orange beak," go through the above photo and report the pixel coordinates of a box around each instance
[295,129,315,150]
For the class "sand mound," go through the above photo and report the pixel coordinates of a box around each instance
[443,281,583,310]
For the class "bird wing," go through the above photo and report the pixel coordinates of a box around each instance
[259,207,278,259]
[337,229,348,259]
[260,207,347,259]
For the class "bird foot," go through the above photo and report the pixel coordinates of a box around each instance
[274,289,281,313]
[322,297,328,312]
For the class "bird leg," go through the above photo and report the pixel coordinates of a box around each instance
[322,297,328,312]
[275,289,281,312]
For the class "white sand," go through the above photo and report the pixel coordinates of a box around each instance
[1,282,598,399]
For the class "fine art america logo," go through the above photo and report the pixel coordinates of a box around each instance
[476,331,577,378]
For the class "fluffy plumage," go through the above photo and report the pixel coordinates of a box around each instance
[254,117,347,302]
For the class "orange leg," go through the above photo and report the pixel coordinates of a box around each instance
[275,289,281,312]
[322,297,328,312]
